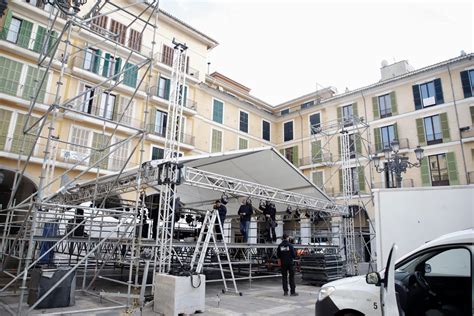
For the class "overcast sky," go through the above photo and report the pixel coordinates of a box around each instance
[160,0,473,105]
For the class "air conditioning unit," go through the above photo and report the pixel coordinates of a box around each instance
[422,96,436,107]
[61,149,89,163]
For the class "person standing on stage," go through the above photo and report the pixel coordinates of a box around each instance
[238,198,253,243]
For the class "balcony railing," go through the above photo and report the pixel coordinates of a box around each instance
[0,25,60,57]
[23,0,68,19]
[468,172,474,184]
[146,125,195,146]
[372,179,414,189]
[299,153,333,166]
[372,138,410,154]
[460,126,474,139]
[156,51,200,80]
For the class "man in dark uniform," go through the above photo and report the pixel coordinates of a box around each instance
[277,233,298,296]
[259,201,277,243]
[213,199,227,241]
[238,198,253,243]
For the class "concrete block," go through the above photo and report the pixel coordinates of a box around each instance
[154,273,205,316]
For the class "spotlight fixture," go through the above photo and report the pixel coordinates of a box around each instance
[259,200,266,209]
[294,208,301,218]
[286,206,292,215]
[304,210,311,218]
[221,193,229,205]
[185,214,194,225]
[246,197,252,205]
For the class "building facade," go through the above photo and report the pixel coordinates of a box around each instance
[0,0,473,225]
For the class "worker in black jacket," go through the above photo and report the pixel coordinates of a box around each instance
[213,199,227,241]
[277,233,298,296]
[259,201,277,243]
[238,198,253,243]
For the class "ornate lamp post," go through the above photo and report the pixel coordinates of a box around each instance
[371,139,425,188]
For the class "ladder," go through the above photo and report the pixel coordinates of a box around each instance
[190,210,241,295]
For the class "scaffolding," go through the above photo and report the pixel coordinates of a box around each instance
[0,0,357,314]
[309,113,377,276]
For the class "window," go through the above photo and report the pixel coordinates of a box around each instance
[309,113,321,134]
[80,85,94,114]
[342,104,353,126]
[151,147,164,160]
[239,111,248,133]
[413,79,444,109]
[103,54,117,78]
[69,126,90,156]
[284,146,297,165]
[99,92,115,119]
[83,48,100,73]
[128,29,142,51]
[300,100,314,110]
[157,76,170,99]
[428,154,449,186]
[238,137,248,150]
[283,121,293,142]
[6,17,21,43]
[162,44,174,67]
[312,171,324,188]
[384,162,396,188]
[212,99,224,124]
[350,167,359,194]
[109,20,126,44]
[109,136,129,171]
[0,57,23,96]
[460,69,474,98]
[154,109,167,137]
[91,15,108,35]
[378,94,392,118]
[117,96,133,125]
[262,120,270,141]
[123,63,138,88]
[424,115,443,145]
[178,85,188,107]
[380,125,396,149]
[211,129,222,153]
[348,134,356,159]
[425,248,470,277]
[280,109,289,116]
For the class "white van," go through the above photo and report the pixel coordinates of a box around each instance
[315,229,473,315]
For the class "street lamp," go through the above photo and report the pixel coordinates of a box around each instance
[371,139,424,188]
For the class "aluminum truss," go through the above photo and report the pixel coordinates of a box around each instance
[309,115,377,275]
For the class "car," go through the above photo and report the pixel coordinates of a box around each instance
[315,228,473,315]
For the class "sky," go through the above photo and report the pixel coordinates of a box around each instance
[160,0,473,105]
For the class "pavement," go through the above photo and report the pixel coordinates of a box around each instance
[0,277,321,315]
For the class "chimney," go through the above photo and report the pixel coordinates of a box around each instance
[380,60,414,81]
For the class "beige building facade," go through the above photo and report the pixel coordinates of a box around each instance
[0,0,473,223]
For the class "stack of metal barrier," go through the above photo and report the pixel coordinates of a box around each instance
[300,252,345,285]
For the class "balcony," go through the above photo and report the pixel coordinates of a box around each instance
[0,78,54,105]
[23,0,68,19]
[299,153,333,166]
[146,124,195,147]
[0,24,60,58]
[372,138,410,154]
[150,87,197,112]
[156,51,200,81]
[460,126,474,140]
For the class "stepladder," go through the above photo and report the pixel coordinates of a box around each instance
[189,210,242,296]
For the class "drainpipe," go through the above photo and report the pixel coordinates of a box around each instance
[447,64,469,183]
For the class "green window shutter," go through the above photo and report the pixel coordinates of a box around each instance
[446,152,459,185]
[311,140,322,163]
[238,138,248,150]
[114,57,122,78]
[22,66,48,103]
[0,10,12,40]
[292,145,299,167]
[211,129,222,153]
[92,49,102,74]
[415,118,426,146]
[163,78,170,100]
[439,113,450,142]
[10,113,38,155]
[123,63,138,88]
[352,102,358,120]
[393,123,399,141]
[358,167,365,193]
[312,171,323,188]
[390,92,398,115]
[102,53,111,77]
[374,127,381,152]
[372,96,379,120]
[420,157,431,186]
[90,133,110,169]
[0,109,12,149]
[147,108,156,133]
[470,107,474,123]
[337,107,342,122]
[112,95,120,121]
[33,26,46,53]
[0,57,23,96]
[17,20,33,49]
[279,148,284,156]
[338,169,343,194]
[47,30,58,56]
[213,100,223,123]
[356,133,362,155]
[337,135,341,157]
